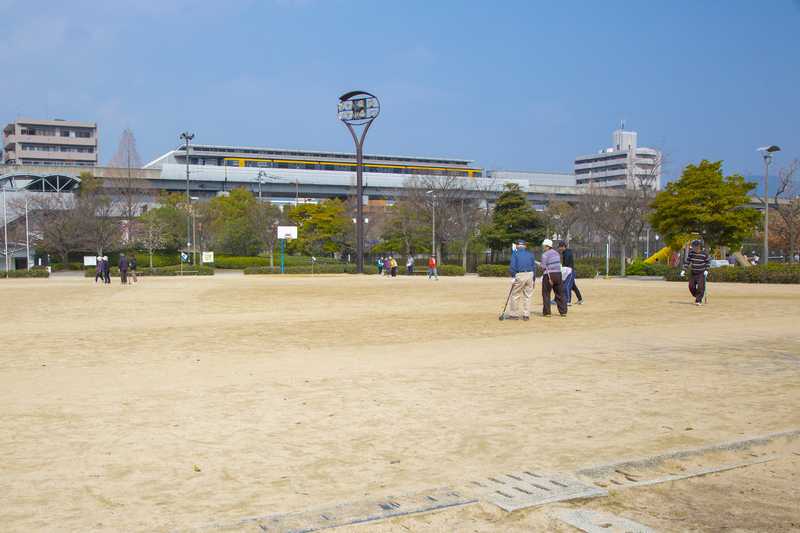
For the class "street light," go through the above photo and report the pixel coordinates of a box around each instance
[180,131,194,261]
[338,90,380,273]
[757,145,781,264]
[426,190,436,258]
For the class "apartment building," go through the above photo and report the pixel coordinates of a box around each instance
[3,118,98,166]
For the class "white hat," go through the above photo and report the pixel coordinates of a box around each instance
[542,239,554,248]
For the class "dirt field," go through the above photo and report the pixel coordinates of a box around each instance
[1,274,799,532]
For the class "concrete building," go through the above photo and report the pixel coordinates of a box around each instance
[574,129,661,190]
[3,118,98,167]
[487,169,576,187]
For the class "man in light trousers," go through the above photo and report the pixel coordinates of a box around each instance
[505,239,536,321]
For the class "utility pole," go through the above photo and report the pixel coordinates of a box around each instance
[25,195,30,270]
[2,185,8,276]
[180,132,195,263]
[758,145,781,265]
[426,190,437,257]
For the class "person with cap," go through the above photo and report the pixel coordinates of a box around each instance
[540,239,567,317]
[505,239,536,320]
[102,256,111,284]
[681,239,710,306]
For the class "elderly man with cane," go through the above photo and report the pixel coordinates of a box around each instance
[541,239,567,317]
[502,239,536,321]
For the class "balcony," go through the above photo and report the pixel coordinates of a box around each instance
[6,134,96,146]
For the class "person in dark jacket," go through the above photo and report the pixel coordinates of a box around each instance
[119,253,129,285]
[102,256,111,284]
[129,255,138,283]
[681,240,710,306]
[541,239,567,317]
[558,241,583,305]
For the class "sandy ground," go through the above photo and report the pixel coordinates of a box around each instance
[1,274,799,532]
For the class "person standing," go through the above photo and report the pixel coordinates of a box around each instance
[540,239,567,317]
[390,256,398,277]
[406,255,415,275]
[681,239,710,306]
[505,239,535,321]
[376,256,384,275]
[118,253,129,285]
[383,256,391,277]
[94,256,103,283]
[427,255,439,280]
[101,256,111,284]
[558,241,583,305]
[129,254,138,283]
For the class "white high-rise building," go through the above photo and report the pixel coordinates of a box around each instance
[574,128,661,190]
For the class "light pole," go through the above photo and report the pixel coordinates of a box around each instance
[180,131,194,261]
[338,91,380,273]
[257,170,265,201]
[758,145,781,264]
[426,190,437,257]
[2,183,8,276]
[24,195,30,270]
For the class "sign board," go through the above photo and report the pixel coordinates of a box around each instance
[83,256,97,267]
[181,252,189,263]
[277,225,298,240]
[202,251,215,264]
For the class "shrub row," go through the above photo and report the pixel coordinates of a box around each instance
[625,261,671,277]
[214,255,343,269]
[665,265,800,284]
[245,264,359,274]
[2,268,50,278]
[438,264,466,276]
[84,265,214,277]
[478,262,597,279]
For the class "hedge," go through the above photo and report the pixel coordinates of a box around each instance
[664,265,800,284]
[477,264,509,277]
[2,268,50,278]
[438,264,466,276]
[84,265,214,277]
[626,261,671,277]
[215,255,344,269]
[478,262,597,279]
[244,264,377,275]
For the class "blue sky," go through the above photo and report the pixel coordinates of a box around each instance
[1,0,798,183]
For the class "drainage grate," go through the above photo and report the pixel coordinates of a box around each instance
[467,470,607,512]
[252,488,475,532]
[555,508,655,533]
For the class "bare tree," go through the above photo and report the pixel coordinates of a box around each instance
[75,173,121,255]
[137,210,168,268]
[544,199,581,244]
[248,201,284,269]
[773,159,800,262]
[108,128,152,242]
[26,193,79,267]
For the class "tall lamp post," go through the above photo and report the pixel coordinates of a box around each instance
[758,145,781,264]
[338,91,380,273]
[180,131,195,263]
[426,190,437,257]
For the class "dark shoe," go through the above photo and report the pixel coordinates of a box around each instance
[522,316,530,321]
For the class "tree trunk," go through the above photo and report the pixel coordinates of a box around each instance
[461,241,469,271]
[149,249,154,269]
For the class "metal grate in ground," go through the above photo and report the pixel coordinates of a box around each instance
[466,470,607,512]
[554,508,656,533]
[247,487,475,532]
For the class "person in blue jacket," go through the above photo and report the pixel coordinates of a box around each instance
[505,239,536,321]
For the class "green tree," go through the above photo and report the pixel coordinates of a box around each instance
[378,199,430,255]
[481,183,545,253]
[208,188,260,255]
[287,199,352,256]
[650,160,761,250]
[143,192,188,250]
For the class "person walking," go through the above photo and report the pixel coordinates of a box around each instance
[681,239,710,306]
[558,241,583,305]
[406,255,415,275]
[504,239,535,321]
[383,256,391,277]
[102,256,111,284]
[427,255,439,280]
[118,253,129,285]
[94,256,103,283]
[129,254,138,283]
[390,256,398,277]
[540,239,567,317]
[376,256,384,275]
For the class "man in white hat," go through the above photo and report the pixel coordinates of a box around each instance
[540,239,567,317]
[505,239,536,320]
